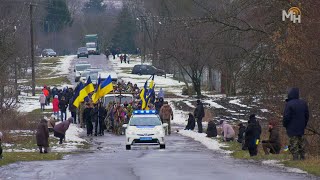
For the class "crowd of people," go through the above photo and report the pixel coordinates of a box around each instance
[36,82,309,161]
[186,88,309,161]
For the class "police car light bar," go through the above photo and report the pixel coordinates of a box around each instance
[133,110,157,114]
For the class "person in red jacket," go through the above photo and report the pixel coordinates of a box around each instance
[52,95,59,120]
[42,86,49,105]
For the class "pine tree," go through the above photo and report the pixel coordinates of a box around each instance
[111,6,137,54]
[44,0,72,32]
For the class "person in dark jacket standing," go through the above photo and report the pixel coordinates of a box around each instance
[237,123,246,143]
[185,113,196,130]
[245,114,262,156]
[206,120,217,137]
[83,103,93,136]
[91,104,99,136]
[36,119,49,153]
[194,100,205,133]
[59,96,68,121]
[69,98,77,124]
[262,120,281,155]
[154,98,163,114]
[98,102,107,135]
[283,88,309,160]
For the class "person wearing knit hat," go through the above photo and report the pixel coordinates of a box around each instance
[262,120,281,155]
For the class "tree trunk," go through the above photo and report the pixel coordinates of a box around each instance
[192,77,202,97]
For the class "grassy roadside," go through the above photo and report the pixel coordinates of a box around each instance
[0,152,64,166]
[222,141,320,176]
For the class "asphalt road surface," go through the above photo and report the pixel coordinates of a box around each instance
[0,131,316,180]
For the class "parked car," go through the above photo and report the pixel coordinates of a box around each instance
[42,49,57,57]
[132,65,165,76]
[77,47,89,58]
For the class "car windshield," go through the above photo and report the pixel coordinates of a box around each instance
[75,65,90,71]
[88,72,98,80]
[81,72,89,77]
[103,95,133,106]
[86,43,96,48]
[78,48,87,52]
[47,49,54,52]
[129,116,161,126]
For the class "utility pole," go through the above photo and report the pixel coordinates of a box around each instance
[29,4,36,96]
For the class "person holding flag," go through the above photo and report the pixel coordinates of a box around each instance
[140,75,155,110]
[91,75,114,103]
[73,76,95,108]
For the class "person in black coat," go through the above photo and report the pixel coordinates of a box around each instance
[58,96,68,121]
[237,123,246,143]
[98,102,107,136]
[194,100,205,133]
[69,98,77,124]
[83,103,93,136]
[245,114,262,156]
[185,113,195,130]
[283,88,309,160]
[206,120,217,137]
[91,104,99,136]
[154,98,163,114]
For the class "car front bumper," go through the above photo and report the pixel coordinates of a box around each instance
[126,134,165,145]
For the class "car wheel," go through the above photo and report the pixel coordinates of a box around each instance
[160,144,165,149]
[126,145,131,150]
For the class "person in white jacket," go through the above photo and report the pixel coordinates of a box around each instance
[39,93,46,111]
[220,120,235,142]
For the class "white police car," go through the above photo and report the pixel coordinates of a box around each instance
[123,110,168,150]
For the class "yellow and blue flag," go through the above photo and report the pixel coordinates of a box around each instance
[92,75,113,103]
[140,75,155,110]
[73,76,95,108]
[91,75,102,103]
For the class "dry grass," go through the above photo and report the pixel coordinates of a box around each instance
[0,152,64,166]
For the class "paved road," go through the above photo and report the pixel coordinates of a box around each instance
[0,131,316,180]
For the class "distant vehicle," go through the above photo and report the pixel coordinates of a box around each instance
[98,71,118,83]
[86,71,99,85]
[42,49,57,57]
[79,70,90,82]
[85,34,100,55]
[122,110,167,150]
[77,47,89,58]
[87,67,103,74]
[132,65,165,76]
[74,63,91,82]
[103,93,134,107]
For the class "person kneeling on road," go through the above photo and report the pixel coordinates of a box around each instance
[262,120,281,155]
[206,120,217,137]
[160,101,173,135]
[185,113,195,130]
[53,117,73,144]
[220,120,235,141]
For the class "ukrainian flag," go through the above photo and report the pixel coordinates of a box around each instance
[140,81,148,110]
[92,75,113,103]
[73,76,95,108]
[91,76,102,103]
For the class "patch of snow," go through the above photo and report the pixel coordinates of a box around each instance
[262,160,307,174]
[178,130,229,152]
[229,99,251,108]
[183,100,196,108]
[169,100,188,126]
[231,113,245,116]
[260,109,269,113]
[226,109,236,113]
[54,55,75,75]
[65,124,86,142]
[203,100,226,109]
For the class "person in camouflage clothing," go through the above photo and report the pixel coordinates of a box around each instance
[283,88,309,160]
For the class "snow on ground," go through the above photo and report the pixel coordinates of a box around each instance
[169,99,188,126]
[229,99,251,108]
[111,57,185,90]
[183,100,196,108]
[54,55,75,75]
[260,109,269,113]
[17,96,43,113]
[262,160,307,174]
[178,130,229,152]
[203,99,226,109]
